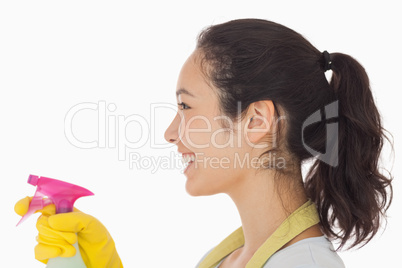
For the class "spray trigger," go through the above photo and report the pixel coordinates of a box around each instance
[16,174,94,226]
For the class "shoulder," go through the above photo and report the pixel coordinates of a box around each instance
[263,236,345,268]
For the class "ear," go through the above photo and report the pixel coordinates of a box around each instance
[245,100,275,145]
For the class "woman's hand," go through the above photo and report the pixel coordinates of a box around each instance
[15,196,123,268]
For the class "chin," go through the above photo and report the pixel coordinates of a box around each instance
[185,181,205,196]
[185,179,222,197]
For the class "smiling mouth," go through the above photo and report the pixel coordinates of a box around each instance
[181,153,196,168]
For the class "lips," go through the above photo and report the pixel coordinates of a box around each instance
[181,153,195,166]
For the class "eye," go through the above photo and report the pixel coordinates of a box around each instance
[178,102,191,110]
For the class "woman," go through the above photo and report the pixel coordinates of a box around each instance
[15,18,393,268]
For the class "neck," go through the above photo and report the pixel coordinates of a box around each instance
[225,167,308,258]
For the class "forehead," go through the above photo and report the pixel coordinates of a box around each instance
[176,50,213,99]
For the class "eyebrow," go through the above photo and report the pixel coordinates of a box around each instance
[176,88,196,98]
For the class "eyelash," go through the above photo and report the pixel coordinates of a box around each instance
[178,102,191,110]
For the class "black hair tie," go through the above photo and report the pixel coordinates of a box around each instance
[322,50,332,72]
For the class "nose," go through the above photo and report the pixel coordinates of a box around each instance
[164,112,183,145]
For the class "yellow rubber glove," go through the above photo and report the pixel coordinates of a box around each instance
[14,196,56,217]
[15,196,123,268]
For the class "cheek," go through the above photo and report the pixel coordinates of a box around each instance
[182,115,214,150]
[182,116,247,195]
[211,129,236,149]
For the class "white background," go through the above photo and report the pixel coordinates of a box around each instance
[1,1,400,267]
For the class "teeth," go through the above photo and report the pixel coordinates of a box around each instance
[181,153,195,166]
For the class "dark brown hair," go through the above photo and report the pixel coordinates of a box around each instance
[195,18,393,249]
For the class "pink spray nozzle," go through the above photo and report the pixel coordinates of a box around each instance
[27,174,40,186]
[16,175,94,226]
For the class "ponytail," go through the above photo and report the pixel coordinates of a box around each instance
[304,52,394,249]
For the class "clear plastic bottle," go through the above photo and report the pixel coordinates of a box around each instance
[46,242,86,268]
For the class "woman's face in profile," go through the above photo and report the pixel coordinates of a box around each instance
[164,50,252,196]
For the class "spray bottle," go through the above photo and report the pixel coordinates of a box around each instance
[17,174,94,268]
